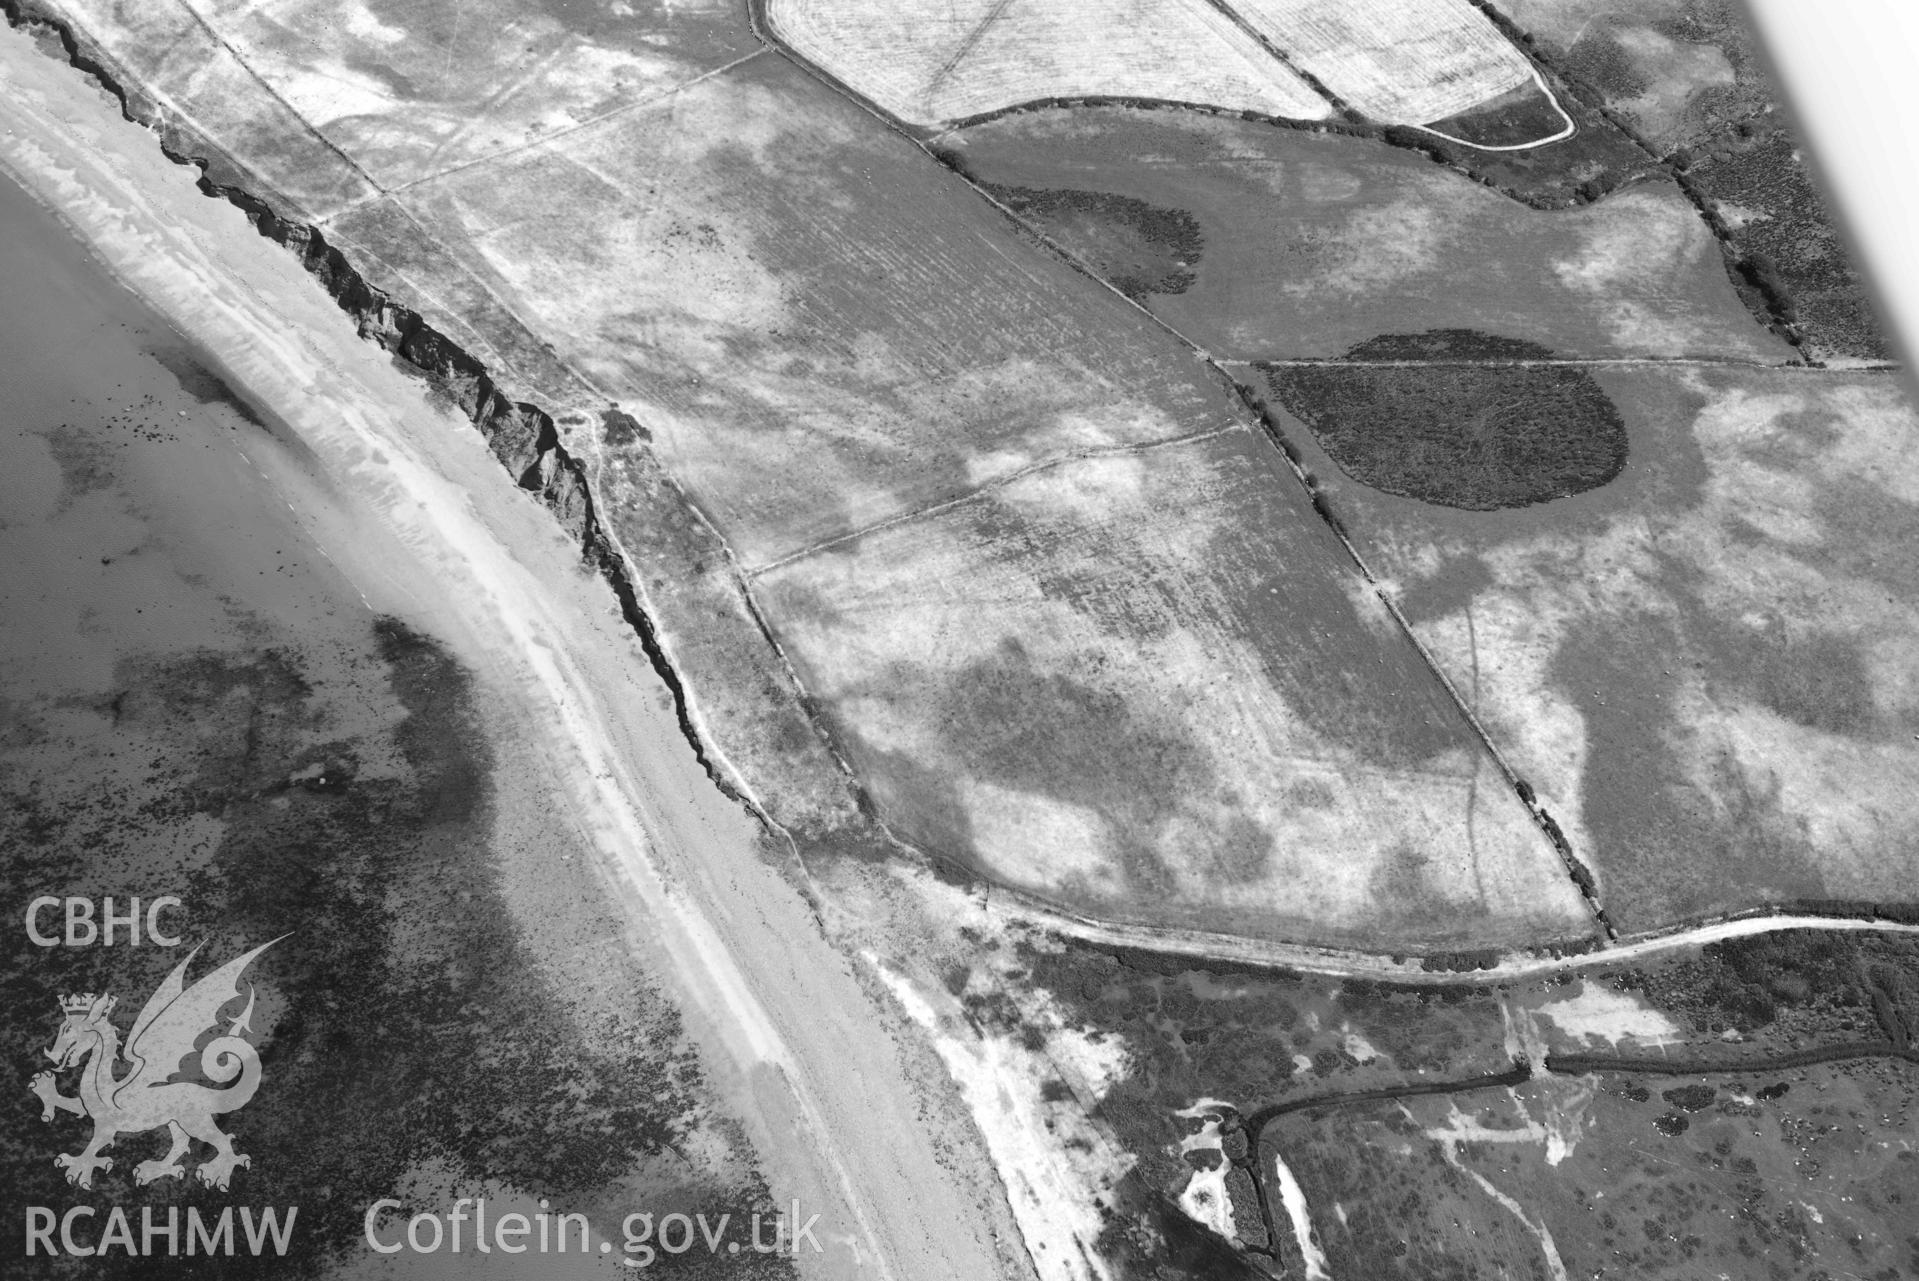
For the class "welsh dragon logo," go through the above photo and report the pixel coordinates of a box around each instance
[30,938,282,1191]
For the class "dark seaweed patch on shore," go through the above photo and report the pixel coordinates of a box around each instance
[0,620,765,1276]
[145,343,267,426]
[1263,332,1629,509]
[979,183,1203,300]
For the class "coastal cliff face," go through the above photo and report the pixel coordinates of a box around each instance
[0,1,862,849]
[0,152,792,1273]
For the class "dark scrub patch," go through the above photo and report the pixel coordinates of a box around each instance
[1552,610,1824,930]
[1340,330,1555,362]
[144,344,267,427]
[1561,26,1653,100]
[602,404,650,445]
[0,621,779,1277]
[1264,333,1629,510]
[979,183,1203,300]
[1686,129,1889,360]
[1091,1180,1273,1281]
[1663,1084,1717,1111]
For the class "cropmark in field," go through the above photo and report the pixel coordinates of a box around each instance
[767,0,1332,126]
[1255,366,1919,933]
[310,52,1291,838]
[387,56,1251,568]
[24,0,760,209]
[753,427,1594,949]
[948,107,1790,362]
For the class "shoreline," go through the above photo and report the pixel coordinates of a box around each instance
[0,19,1025,1281]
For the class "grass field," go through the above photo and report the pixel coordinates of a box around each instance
[949,107,1790,361]
[319,52,1591,948]
[1230,0,1534,123]
[36,0,756,202]
[768,0,1332,125]
[341,53,1273,835]
[180,0,756,189]
[752,428,1592,947]
[391,57,1248,568]
[15,0,376,220]
[1247,367,1919,931]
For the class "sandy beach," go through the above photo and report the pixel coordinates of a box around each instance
[0,19,1023,1281]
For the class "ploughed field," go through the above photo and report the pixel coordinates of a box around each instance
[769,0,1548,131]
[14,0,1913,958]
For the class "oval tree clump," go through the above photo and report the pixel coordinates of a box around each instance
[1264,329,1629,510]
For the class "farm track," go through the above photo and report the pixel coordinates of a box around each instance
[980,887,1919,985]
[366,48,774,205]
[903,140,1629,945]
[1410,67,1573,152]
[1546,1044,1919,1077]
[743,422,1241,577]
